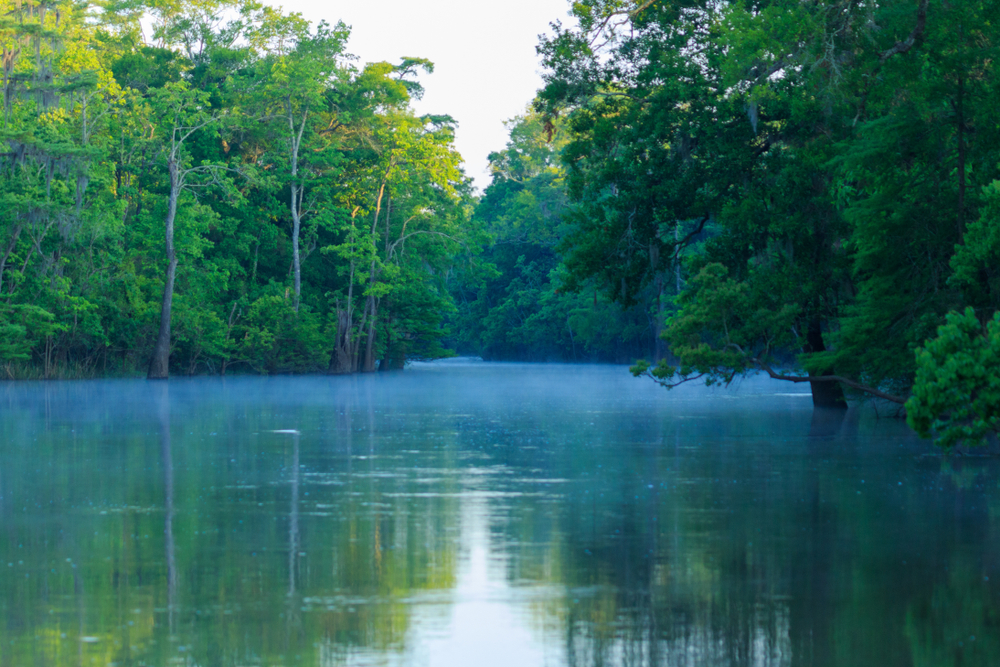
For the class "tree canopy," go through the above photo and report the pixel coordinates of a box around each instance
[0,0,480,378]
[530,0,1000,446]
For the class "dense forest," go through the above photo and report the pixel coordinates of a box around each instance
[0,0,997,445]
[0,0,482,379]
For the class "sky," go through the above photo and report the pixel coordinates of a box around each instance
[280,0,573,192]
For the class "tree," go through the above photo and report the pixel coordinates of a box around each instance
[146,82,231,379]
[0,0,478,378]
[247,12,349,312]
[320,60,473,374]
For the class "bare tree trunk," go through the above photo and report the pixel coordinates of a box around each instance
[358,180,387,374]
[290,182,302,312]
[329,215,360,375]
[287,105,308,312]
[148,159,179,380]
[352,298,369,373]
[351,339,361,373]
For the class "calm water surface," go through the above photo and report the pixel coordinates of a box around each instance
[1,361,998,666]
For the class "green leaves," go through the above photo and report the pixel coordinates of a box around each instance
[906,308,1000,449]
[536,0,1000,423]
[454,110,655,362]
[0,304,61,363]
[641,262,799,387]
[950,180,1000,312]
[0,0,480,376]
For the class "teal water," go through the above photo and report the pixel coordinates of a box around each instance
[1,361,997,666]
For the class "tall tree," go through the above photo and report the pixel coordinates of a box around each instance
[146,82,229,379]
[249,12,349,312]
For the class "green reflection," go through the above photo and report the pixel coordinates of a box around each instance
[0,369,998,666]
[466,392,1000,666]
[0,378,462,666]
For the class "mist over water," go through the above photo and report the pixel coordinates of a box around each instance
[1,361,997,666]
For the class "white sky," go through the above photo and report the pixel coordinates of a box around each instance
[280,0,573,192]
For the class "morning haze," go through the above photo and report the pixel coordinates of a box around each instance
[1,0,998,664]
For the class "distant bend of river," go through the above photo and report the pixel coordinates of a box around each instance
[1,360,997,667]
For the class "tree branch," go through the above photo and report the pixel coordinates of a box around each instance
[637,369,706,389]
[878,0,929,63]
[387,230,464,260]
[671,213,709,260]
[751,357,907,404]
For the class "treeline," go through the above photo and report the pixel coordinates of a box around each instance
[3,0,997,442]
[450,112,659,363]
[531,0,1000,446]
[0,0,481,379]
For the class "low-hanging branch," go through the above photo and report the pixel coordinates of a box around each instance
[750,358,908,405]
[635,345,908,405]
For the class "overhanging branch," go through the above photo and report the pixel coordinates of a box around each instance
[752,357,907,404]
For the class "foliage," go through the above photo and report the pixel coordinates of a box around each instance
[536,0,1000,419]
[630,262,798,386]
[450,110,655,362]
[906,308,1000,449]
[0,0,480,378]
[1,0,997,446]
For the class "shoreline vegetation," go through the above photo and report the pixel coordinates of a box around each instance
[0,0,998,447]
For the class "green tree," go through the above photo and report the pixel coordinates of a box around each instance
[145,82,233,379]
[247,11,349,312]
[905,308,1000,449]
[0,0,479,378]
[454,110,654,362]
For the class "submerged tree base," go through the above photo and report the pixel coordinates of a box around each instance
[809,374,848,409]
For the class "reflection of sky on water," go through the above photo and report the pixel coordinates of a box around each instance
[1,362,998,666]
[404,495,556,667]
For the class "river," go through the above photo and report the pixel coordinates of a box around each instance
[1,360,997,666]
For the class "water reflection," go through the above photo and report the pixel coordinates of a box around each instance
[0,365,998,666]
[159,383,177,635]
[287,429,301,655]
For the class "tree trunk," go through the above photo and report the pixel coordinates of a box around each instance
[290,183,301,312]
[379,305,393,371]
[328,308,354,374]
[805,318,847,408]
[351,299,368,374]
[287,106,308,312]
[329,223,359,375]
[361,297,378,373]
[148,159,179,380]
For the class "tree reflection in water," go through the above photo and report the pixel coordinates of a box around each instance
[0,369,996,666]
[158,383,177,636]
